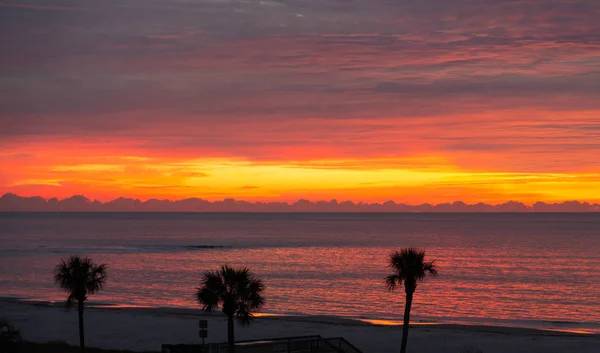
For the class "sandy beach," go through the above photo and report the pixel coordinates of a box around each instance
[1,298,598,353]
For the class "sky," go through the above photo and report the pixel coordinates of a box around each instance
[1,0,600,204]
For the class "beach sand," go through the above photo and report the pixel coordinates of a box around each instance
[1,299,598,353]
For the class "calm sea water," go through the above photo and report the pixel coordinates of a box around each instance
[1,212,599,333]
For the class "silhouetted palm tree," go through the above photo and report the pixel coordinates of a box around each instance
[385,248,438,353]
[54,255,107,353]
[196,265,265,353]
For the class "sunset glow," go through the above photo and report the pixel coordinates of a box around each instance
[2,150,600,203]
[2,0,599,204]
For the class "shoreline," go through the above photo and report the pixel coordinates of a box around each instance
[2,296,597,337]
[2,298,599,353]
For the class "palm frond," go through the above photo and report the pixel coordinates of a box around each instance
[384,274,400,291]
[246,278,266,309]
[196,287,220,311]
[54,255,108,304]
[423,260,438,277]
[196,265,265,325]
[54,259,74,289]
[66,293,76,307]
[235,306,253,327]
[87,263,108,294]
[385,248,438,293]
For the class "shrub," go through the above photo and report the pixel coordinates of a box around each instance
[0,320,22,353]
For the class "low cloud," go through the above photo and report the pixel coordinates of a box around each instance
[1,193,598,212]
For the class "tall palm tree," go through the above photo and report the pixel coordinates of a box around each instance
[196,265,265,353]
[385,248,438,353]
[54,255,107,353]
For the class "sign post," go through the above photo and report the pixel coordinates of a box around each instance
[198,320,208,346]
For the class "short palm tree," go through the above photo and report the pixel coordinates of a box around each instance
[196,265,265,353]
[54,255,107,353]
[385,248,438,353]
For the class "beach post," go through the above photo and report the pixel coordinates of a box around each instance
[199,320,208,346]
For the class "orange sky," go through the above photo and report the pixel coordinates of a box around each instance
[3,134,600,203]
[1,0,600,204]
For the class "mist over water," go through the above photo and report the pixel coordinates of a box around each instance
[1,212,599,332]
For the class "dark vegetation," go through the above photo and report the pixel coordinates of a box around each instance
[385,248,438,353]
[196,265,265,353]
[54,255,108,353]
[42,249,437,353]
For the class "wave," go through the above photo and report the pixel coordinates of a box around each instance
[182,245,231,249]
[0,244,233,255]
[2,296,598,335]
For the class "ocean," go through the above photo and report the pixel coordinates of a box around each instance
[1,212,599,334]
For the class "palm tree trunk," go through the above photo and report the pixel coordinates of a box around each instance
[400,291,413,353]
[77,301,85,353]
[227,315,235,353]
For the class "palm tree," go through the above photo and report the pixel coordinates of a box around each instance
[196,265,265,353]
[385,248,438,353]
[54,255,107,353]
